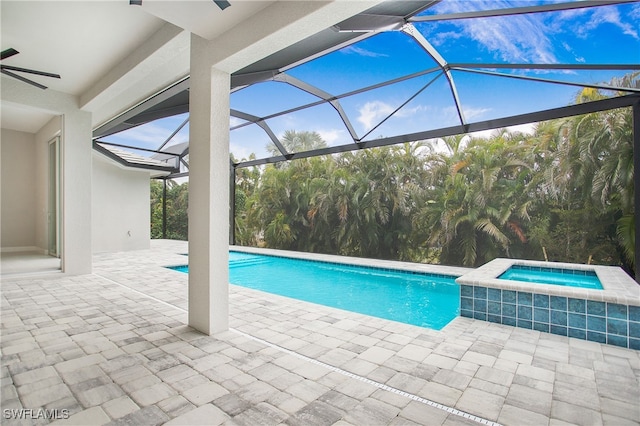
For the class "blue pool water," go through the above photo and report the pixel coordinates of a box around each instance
[499,265,603,289]
[170,251,460,330]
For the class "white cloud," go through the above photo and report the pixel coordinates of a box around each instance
[108,123,172,149]
[317,128,347,145]
[561,41,585,63]
[425,3,638,65]
[425,0,557,64]
[230,143,254,162]
[467,16,557,63]
[340,45,388,58]
[442,105,492,122]
[463,106,492,121]
[279,114,298,128]
[357,100,395,130]
[550,5,638,42]
[357,100,433,132]
[583,7,639,40]
[230,116,245,127]
[430,31,463,47]
[398,104,429,117]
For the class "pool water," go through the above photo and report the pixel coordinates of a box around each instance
[171,251,460,330]
[499,265,603,289]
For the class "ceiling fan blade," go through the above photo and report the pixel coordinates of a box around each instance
[1,69,48,89]
[214,0,231,10]
[1,64,60,79]
[1,48,19,61]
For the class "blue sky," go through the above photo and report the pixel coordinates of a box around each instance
[103,1,640,161]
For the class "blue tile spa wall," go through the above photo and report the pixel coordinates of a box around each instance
[460,285,640,349]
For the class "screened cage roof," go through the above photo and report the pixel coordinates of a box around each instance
[93,0,640,176]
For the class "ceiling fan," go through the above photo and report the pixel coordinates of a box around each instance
[1,48,61,90]
[130,0,231,10]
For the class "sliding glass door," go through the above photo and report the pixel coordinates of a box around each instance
[48,137,60,257]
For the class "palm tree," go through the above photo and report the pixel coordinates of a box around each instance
[267,130,327,157]
[416,131,536,267]
[548,80,636,269]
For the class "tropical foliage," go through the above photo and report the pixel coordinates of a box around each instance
[150,180,189,240]
[151,79,636,277]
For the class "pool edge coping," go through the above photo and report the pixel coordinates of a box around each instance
[230,245,473,278]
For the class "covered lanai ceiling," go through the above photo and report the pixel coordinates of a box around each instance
[94,0,640,174]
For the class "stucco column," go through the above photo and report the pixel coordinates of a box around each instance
[62,109,92,275]
[188,34,230,334]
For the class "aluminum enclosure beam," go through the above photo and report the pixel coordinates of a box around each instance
[454,68,640,94]
[232,94,640,168]
[410,0,635,22]
[230,109,290,157]
[274,73,360,143]
[634,101,640,283]
[401,23,466,126]
[93,76,189,139]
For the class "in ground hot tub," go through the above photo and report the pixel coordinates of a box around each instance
[498,264,603,289]
[456,258,639,349]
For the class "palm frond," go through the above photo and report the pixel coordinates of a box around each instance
[616,215,635,268]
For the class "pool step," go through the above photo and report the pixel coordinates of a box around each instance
[229,257,271,268]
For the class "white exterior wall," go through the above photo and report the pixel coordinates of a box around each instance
[92,155,151,253]
[2,123,153,256]
[0,129,38,250]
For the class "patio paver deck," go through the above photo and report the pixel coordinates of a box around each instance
[1,240,639,425]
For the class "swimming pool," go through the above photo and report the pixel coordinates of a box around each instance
[170,251,460,330]
[499,265,603,289]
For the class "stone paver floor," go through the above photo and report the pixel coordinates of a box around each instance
[1,240,639,425]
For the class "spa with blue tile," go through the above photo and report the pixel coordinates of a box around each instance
[460,284,640,349]
[456,258,640,349]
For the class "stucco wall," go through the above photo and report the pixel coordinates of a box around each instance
[92,154,150,253]
[2,125,152,256]
[1,129,38,250]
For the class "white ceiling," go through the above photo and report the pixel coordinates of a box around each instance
[0,0,277,133]
[1,103,54,133]
[1,101,60,133]
[141,0,274,41]
[1,1,166,96]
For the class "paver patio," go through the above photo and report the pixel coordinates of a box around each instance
[1,240,639,425]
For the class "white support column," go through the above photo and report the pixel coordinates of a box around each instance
[188,34,230,335]
[61,110,93,275]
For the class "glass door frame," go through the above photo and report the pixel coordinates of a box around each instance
[48,136,61,258]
